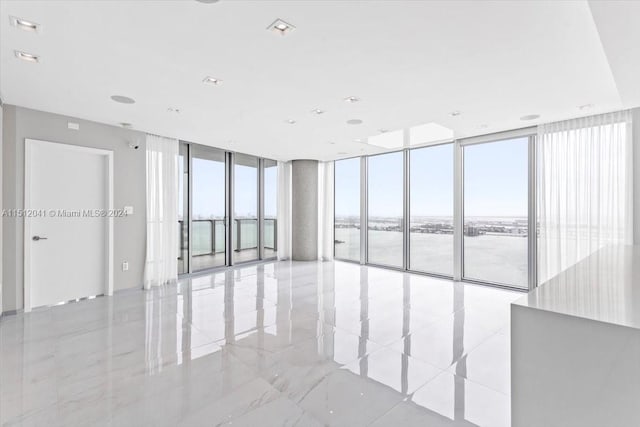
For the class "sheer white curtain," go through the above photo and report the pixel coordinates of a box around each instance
[144,134,179,289]
[537,110,633,284]
[318,161,334,261]
[277,161,292,260]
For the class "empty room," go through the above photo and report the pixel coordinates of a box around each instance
[1,1,639,426]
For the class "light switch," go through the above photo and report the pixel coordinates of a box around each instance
[124,206,134,215]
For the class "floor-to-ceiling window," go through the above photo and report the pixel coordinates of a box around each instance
[263,159,278,259]
[233,154,259,263]
[178,142,277,274]
[367,152,404,268]
[409,143,454,276]
[334,157,361,262]
[463,137,529,287]
[191,145,227,271]
[335,129,533,290]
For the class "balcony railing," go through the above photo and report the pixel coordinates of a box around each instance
[178,218,277,257]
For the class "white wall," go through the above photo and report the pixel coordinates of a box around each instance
[633,108,640,244]
[2,106,146,312]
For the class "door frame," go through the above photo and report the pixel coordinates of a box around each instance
[24,138,114,312]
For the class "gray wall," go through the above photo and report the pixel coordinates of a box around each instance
[291,160,318,261]
[2,106,146,312]
[633,108,640,244]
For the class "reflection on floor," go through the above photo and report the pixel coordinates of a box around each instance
[0,261,520,426]
[190,248,262,271]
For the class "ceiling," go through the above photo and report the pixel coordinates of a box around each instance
[1,0,638,161]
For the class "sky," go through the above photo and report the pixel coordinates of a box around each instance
[182,136,528,222]
[185,158,277,220]
[334,157,361,217]
[464,137,528,217]
[335,137,528,218]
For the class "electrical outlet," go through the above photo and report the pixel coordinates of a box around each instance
[122,261,129,271]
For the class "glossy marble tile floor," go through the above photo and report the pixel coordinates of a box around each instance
[0,261,522,427]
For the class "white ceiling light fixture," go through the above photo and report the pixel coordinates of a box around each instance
[449,111,461,117]
[10,16,41,32]
[286,119,296,124]
[354,138,365,143]
[344,96,360,103]
[311,108,324,115]
[14,50,39,63]
[367,129,404,149]
[203,76,222,86]
[167,107,181,114]
[119,122,132,128]
[578,103,594,110]
[520,114,540,121]
[409,122,454,146]
[378,129,389,133]
[347,119,363,125]
[110,95,136,104]
[268,19,295,35]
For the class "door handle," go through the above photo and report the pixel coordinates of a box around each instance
[32,236,48,241]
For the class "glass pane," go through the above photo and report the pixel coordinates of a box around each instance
[192,146,226,271]
[409,144,453,275]
[463,137,528,287]
[177,143,188,274]
[334,158,360,261]
[263,159,278,259]
[234,153,258,263]
[367,152,403,268]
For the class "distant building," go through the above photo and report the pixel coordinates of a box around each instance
[464,225,482,236]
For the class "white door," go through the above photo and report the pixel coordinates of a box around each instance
[25,139,113,310]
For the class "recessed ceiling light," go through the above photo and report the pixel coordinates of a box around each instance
[268,19,295,35]
[344,96,360,103]
[347,119,363,125]
[14,50,39,63]
[119,122,132,128]
[311,108,325,115]
[167,107,181,114]
[354,138,365,143]
[449,111,461,117]
[10,16,41,32]
[578,104,594,111]
[378,129,389,133]
[110,95,136,104]
[286,119,296,124]
[328,141,336,145]
[203,76,222,86]
[520,114,540,121]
